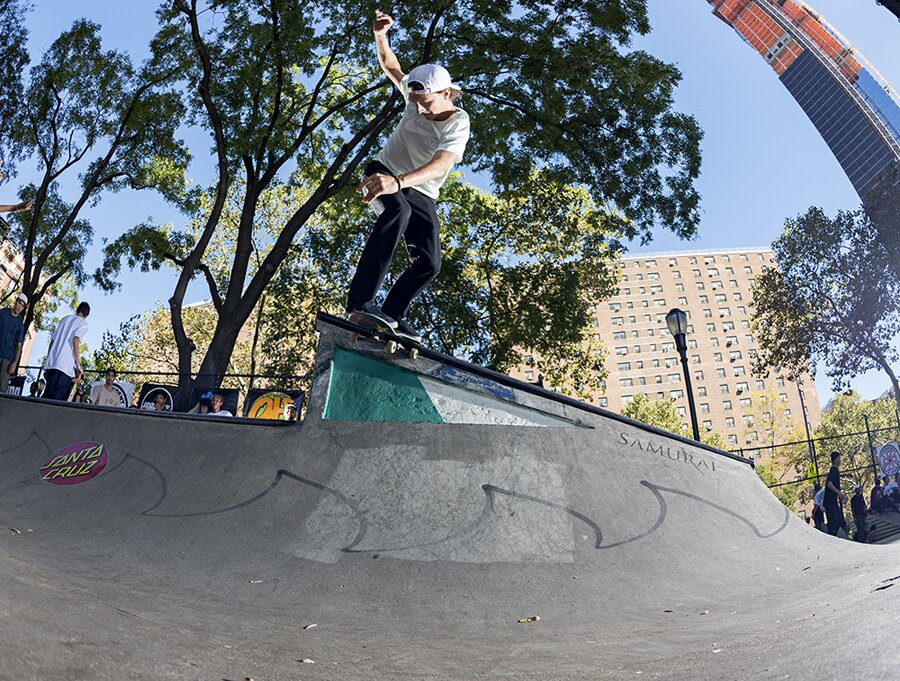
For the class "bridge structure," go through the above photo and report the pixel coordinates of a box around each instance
[1,313,898,680]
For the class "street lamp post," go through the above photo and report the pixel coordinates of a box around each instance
[666,308,701,442]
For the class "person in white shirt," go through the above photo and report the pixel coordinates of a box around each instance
[43,302,90,401]
[346,9,470,344]
[189,391,233,417]
[89,368,123,407]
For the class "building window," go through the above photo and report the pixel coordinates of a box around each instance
[696,282,705,290]
[654,299,666,307]
[733,292,743,301]
[677,406,686,416]
[723,321,735,331]
[670,389,684,399]
[724,267,734,275]
[715,293,727,303]
[611,317,623,325]
[725,417,735,428]
[669,258,678,267]
[635,361,644,369]
[707,323,716,332]
[525,371,534,380]
[615,346,628,355]
[704,309,713,318]
[740,398,752,408]
[710,337,720,347]
[703,420,713,431]
[613,331,626,340]
[695,370,704,381]
[728,434,738,444]
[756,380,765,390]
[711,281,723,290]
[779,393,788,402]
[713,352,723,362]
[730,279,739,288]
[645,259,657,268]
[776,377,785,387]
[675,283,685,291]
[700,402,710,413]
[740,254,748,261]
[744,266,753,274]
[631,330,639,338]
[672,271,682,279]
[633,345,641,354]
[720,384,729,394]
[617,362,631,371]
[655,375,663,384]
[638,376,646,385]
[707,268,719,276]
[693,269,701,277]
[609,303,621,311]
[678,297,688,305]
[668,373,681,383]
[662,342,675,352]
[620,378,633,388]
[697,386,707,396]
[719,307,731,317]
[736,382,749,392]
[688,339,698,349]
[716,368,726,378]
[626,301,634,309]
[734,366,746,376]
[647,272,660,280]
[598,397,608,407]
[722,400,732,410]
[622,395,634,404]
[730,351,742,361]
[651,359,660,368]
[737,306,747,315]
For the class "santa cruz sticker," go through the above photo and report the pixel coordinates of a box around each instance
[40,442,109,485]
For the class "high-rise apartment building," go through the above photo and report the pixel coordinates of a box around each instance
[707,0,900,197]
[508,248,822,448]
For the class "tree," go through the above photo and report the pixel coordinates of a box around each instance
[0,0,29,172]
[99,0,703,403]
[621,392,725,449]
[814,391,899,492]
[4,19,185,342]
[752,206,900,415]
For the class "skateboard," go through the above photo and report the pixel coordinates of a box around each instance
[346,314,421,360]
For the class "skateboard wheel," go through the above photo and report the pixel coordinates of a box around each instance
[385,340,398,354]
[409,347,419,360]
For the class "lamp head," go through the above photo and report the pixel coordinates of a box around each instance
[666,308,688,337]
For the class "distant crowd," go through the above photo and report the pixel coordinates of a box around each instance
[810,450,900,543]
[1,295,298,421]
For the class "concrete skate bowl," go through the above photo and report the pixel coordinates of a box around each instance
[1,314,898,680]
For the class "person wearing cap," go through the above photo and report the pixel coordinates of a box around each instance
[0,292,27,393]
[850,483,869,542]
[42,301,90,401]
[345,9,470,343]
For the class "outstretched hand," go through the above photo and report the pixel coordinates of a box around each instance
[373,9,393,35]
[358,172,400,202]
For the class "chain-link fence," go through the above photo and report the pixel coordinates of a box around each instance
[7,365,311,419]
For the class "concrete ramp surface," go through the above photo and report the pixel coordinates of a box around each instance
[0,314,898,680]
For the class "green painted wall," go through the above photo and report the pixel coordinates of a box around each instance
[324,347,443,422]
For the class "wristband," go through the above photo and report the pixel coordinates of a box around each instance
[392,173,403,191]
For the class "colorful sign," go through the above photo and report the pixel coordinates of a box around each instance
[248,391,295,420]
[40,442,108,485]
[878,442,900,477]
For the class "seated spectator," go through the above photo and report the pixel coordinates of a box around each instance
[152,393,170,411]
[28,379,45,398]
[89,368,122,407]
[812,483,826,532]
[189,391,233,417]
[870,479,885,513]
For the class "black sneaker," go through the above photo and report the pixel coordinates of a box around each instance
[347,302,398,330]
[392,317,423,344]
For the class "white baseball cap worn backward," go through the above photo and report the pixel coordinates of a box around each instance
[407,64,459,94]
[16,293,27,305]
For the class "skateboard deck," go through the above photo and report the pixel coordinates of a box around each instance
[346,313,422,360]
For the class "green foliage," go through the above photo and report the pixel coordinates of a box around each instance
[0,0,29,173]
[5,17,186,343]
[752,206,900,415]
[620,392,723,448]
[99,0,702,391]
[814,391,900,492]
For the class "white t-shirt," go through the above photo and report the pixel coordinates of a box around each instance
[206,410,233,418]
[376,76,470,200]
[884,481,899,496]
[45,314,89,377]
[90,384,121,407]
[813,488,825,510]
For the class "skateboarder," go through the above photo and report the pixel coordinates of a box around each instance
[345,9,470,343]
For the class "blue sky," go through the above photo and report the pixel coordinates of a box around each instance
[10,0,900,404]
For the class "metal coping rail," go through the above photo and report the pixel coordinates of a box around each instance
[317,312,755,468]
[17,365,311,382]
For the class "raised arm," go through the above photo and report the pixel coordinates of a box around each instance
[373,10,404,90]
[0,199,32,214]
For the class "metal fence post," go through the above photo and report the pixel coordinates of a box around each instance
[864,415,879,483]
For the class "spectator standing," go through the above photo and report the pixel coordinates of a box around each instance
[0,293,27,393]
[43,302,90,401]
[89,368,122,407]
[823,451,847,537]
[850,484,868,543]
[870,478,885,513]
[811,482,826,532]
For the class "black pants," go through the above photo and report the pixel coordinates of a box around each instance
[347,161,441,320]
[43,368,73,401]
[824,501,844,536]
